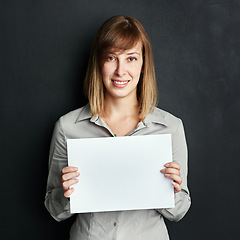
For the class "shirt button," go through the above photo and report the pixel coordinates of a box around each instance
[113,222,117,227]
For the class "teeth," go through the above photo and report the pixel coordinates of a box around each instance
[113,80,128,85]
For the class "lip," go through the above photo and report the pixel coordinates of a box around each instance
[111,79,130,88]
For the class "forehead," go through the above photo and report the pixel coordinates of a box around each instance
[109,41,143,55]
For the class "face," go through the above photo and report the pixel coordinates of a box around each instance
[101,41,143,101]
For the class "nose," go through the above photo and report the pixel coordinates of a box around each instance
[115,60,126,77]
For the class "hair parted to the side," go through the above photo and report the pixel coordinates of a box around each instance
[84,16,158,121]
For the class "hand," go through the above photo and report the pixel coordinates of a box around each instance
[161,162,182,193]
[61,166,80,198]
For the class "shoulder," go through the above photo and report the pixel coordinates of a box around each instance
[58,104,91,127]
[148,107,183,131]
[155,107,182,122]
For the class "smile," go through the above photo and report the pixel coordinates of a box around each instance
[112,80,129,85]
[111,80,130,88]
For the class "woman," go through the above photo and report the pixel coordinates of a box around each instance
[45,16,191,239]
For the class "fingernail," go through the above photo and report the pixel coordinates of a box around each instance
[165,163,170,167]
[160,169,166,173]
[165,174,170,177]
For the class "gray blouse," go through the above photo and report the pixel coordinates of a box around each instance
[45,104,191,240]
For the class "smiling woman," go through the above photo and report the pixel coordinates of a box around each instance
[45,16,191,240]
[84,16,157,121]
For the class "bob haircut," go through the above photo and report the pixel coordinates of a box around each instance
[84,16,158,120]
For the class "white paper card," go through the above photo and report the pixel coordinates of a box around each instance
[67,134,174,213]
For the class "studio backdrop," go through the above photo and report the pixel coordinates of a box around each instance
[1,0,240,239]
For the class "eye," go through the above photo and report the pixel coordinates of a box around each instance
[128,57,137,62]
[107,56,116,61]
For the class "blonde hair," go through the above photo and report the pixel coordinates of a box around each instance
[84,16,158,120]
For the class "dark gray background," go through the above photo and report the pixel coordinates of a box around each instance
[1,0,240,239]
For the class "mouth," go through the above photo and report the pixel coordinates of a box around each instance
[111,80,130,88]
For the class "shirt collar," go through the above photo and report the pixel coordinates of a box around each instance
[75,104,167,126]
[143,107,168,127]
[75,103,95,123]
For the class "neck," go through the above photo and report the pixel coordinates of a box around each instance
[101,94,140,137]
[103,95,139,118]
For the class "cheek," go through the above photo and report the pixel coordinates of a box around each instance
[101,67,108,77]
[102,64,113,78]
[132,64,143,78]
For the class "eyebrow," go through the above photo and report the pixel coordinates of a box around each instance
[108,51,141,56]
[126,52,140,55]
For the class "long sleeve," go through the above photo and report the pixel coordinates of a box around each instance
[157,119,191,222]
[44,105,190,239]
[44,119,73,222]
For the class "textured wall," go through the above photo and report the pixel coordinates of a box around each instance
[1,1,240,239]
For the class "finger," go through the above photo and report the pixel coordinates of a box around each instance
[62,171,80,182]
[160,168,180,176]
[62,166,78,174]
[165,173,182,185]
[164,162,180,170]
[64,188,75,198]
[62,178,79,191]
[172,182,181,193]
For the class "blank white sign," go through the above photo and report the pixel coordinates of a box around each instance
[67,134,174,213]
